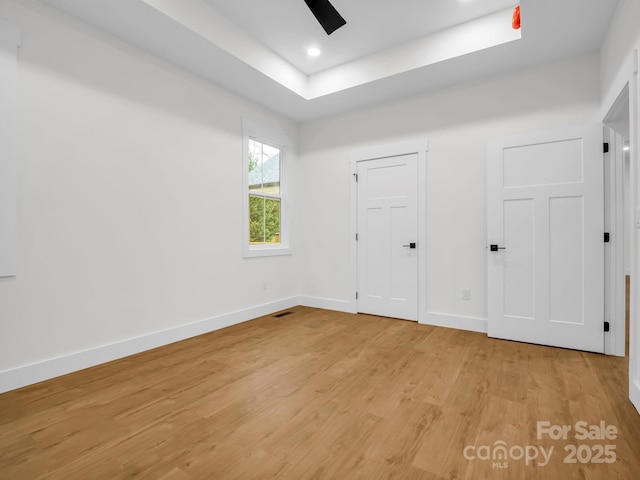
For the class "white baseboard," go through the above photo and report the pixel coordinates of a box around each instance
[0,297,298,395]
[298,295,356,313]
[421,312,488,333]
[631,379,640,415]
[0,300,502,394]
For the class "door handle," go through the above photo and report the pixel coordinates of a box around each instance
[403,243,417,249]
[490,244,506,252]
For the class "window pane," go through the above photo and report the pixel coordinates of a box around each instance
[248,139,262,193]
[262,144,280,196]
[249,195,281,245]
[264,197,281,244]
[248,138,280,195]
[249,195,265,244]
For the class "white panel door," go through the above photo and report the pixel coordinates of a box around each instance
[357,154,418,321]
[487,125,604,352]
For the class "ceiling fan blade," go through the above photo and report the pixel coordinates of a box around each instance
[303,0,346,35]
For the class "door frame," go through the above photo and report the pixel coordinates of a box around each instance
[603,124,627,357]
[599,50,640,362]
[349,139,429,322]
[599,49,638,409]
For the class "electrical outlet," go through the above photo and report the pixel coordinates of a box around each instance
[462,288,470,301]
[263,280,268,290]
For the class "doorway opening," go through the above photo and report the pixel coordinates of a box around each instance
[604,84,631,357]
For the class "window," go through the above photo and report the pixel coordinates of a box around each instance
[248,138,281,244]
[242,120,290,257]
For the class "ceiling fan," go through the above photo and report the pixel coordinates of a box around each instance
[304,0,346,35]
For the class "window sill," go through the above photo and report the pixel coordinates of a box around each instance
[243,245,292,258]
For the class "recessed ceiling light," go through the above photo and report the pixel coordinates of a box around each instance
[624,145,630,152]
[307,47,321,57]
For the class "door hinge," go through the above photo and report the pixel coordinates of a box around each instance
[604,142,609,153]
[355,233,358,241]
[353,173,358,182]
[604,321,610,332]
[604,232,610,243]
[356,292,358,300]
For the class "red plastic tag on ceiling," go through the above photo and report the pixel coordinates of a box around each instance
[512,5,521,30]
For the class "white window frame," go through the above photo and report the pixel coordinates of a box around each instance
[242,118,291,258]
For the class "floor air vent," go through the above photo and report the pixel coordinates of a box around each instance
[273,311,293,318]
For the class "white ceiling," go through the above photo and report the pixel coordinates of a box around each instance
[203,0,518,75]
[40,0,619,122]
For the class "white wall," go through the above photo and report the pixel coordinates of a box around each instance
[0,0,299,392]
[600,0,640,414]
[1,0,634,402]
[0,18,19,277]
[298,54,601,326]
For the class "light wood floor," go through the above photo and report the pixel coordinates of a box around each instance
[1,307,639,479]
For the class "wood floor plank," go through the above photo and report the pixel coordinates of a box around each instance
[1,306,639,479]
